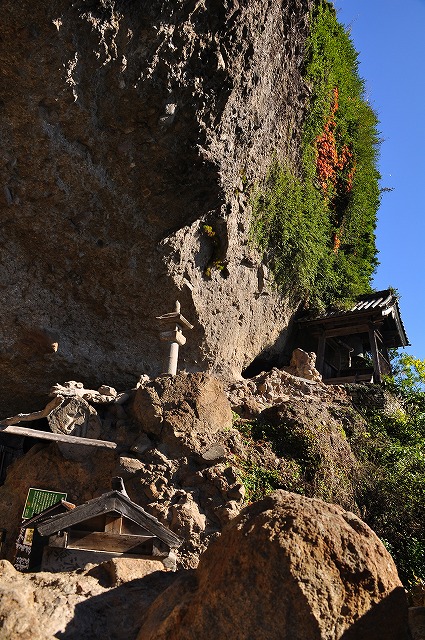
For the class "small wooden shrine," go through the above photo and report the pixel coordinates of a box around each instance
[298,289,409,384]
[36,479,182,572]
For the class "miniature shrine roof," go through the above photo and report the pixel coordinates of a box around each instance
[300,289,409,348]
[21,500,75,527]
[37,490,182,549]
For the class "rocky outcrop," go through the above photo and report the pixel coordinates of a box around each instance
[137,491,409,640]
[0,558,179,639]
[133,372,233,458]
[0,492,409,640]
[0,0,312,416]
[226,364,344,417]
[0,368,368,566]
[0,373,245,568]
[283,347,322,381]
[0,371,414,639]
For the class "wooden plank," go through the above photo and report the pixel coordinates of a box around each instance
[0,425,117,449]
[323,373,374,385]
[323,324,370,338]
[368,325,381,384]
[38,495,117,536]
[67,530,155,553]
[0,397,63,427]
[316,334,326,376]
[105,515,122,534]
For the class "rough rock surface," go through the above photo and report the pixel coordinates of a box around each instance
[259,397,360,509]
[0,0,312,416]
[133,372,233,457]
[226,365,349,417]
[0,559,179,640]
[283,347,322,381]
[137,491,409,640]
[0,372,412,639]
[0,369,370,565]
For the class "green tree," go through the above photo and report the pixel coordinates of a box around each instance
[351,353,425,587]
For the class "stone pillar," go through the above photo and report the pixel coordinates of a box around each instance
[156,301,193,376]
[163,330,186,376]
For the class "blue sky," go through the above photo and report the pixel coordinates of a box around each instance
[332,0,425,360]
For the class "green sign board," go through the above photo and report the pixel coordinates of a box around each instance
[22,488,67,520]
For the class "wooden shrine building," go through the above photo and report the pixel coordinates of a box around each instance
[298,289,409,384]
[36,480,182,572]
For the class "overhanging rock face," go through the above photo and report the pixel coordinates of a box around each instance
[0,0,311,415]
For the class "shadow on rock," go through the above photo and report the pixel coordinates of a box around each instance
[56,570,186,640]
[341,587,409,640]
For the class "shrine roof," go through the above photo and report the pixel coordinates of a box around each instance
[300,289,409,347]
[37,490,182,548]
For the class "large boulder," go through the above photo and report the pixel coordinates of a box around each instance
[0,0,311,416]
[259,396,361,510]
[137,491,409,640]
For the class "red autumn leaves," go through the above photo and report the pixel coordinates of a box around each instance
[315,87,356,253]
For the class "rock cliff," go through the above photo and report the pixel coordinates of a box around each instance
[1,1,418,638]
[0,0,311,415]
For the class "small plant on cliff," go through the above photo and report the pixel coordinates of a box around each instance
[202,224,228,279]
[239,462,282,503]
[250,0,380,311]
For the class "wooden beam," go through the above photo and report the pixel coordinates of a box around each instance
[0,425,117,449]
[0,396,63,427]
[316,334,326,375]
[67,530,155,553]
[323,324,370,338]
[323,373,374,385]
[105,515,122,534]
[368,324,382,384]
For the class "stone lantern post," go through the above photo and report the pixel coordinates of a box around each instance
[156,301,194,376]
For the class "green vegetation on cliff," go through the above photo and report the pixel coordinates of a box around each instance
[353,354,425,588]
[250,0,380,311]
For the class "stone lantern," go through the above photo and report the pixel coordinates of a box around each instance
[156,301,193,376]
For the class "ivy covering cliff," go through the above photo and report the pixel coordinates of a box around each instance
[251,0,381,311]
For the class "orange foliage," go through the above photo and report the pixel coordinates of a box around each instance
[316,87,356,253]
[316,87,339,191]
[316,87,356,193]
[332,231,342,254]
